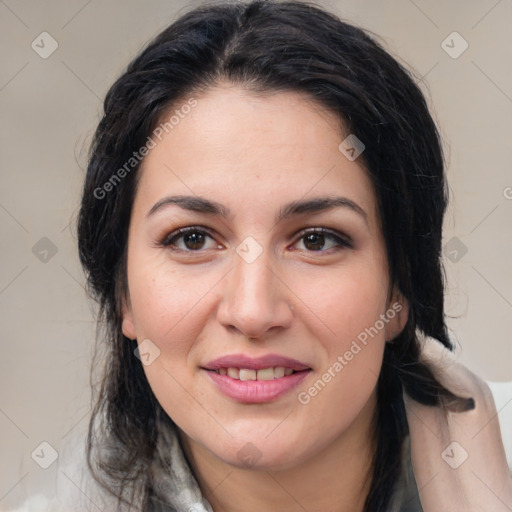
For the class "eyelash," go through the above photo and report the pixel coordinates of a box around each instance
[159,225,353,254]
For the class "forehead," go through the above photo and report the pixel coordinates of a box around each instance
[134,85,378,225]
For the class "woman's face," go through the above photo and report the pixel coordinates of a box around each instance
[121,84,408,470]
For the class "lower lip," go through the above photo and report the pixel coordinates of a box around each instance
[204,369,311,403]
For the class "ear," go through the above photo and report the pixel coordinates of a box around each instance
[385,288,409,342]
[121,294,137,340]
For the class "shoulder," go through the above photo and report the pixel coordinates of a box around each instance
[4,422,120,512]
[404,333,512,511]
[486,379,512,474]
[416,333,512,472]
[54,421,127,511]
[2,494,66,512]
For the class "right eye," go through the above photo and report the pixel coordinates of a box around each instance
[160,226,221,252]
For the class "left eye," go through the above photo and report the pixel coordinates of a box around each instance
[293,228,352,252]
[160,227,352,253]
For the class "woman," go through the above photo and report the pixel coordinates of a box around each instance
[41,1,512,510]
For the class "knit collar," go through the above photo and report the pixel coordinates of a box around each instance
[149,411,215,512]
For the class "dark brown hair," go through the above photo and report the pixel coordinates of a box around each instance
[77,1,472,509]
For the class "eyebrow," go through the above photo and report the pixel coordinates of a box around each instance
[146,194,368,226]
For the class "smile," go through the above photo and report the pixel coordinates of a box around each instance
[202,353,312,403]
[212,367,295,380]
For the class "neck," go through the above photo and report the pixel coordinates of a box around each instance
[178,392,377,512]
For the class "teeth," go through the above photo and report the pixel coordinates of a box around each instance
[239,369,256,381]
[256,368,274,381]
[274,366,285,378]
[227,367,239,379]
[217,366,298,380]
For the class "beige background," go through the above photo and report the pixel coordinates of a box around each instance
[1,0,511,506]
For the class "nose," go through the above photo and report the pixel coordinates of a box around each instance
[216,245,294,340]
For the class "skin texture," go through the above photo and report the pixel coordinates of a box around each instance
[121,83,409,512]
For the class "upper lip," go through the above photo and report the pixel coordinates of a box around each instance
[202,354,311,371]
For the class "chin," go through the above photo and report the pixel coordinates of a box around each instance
[209,435,312,472]
[220,450,302,472]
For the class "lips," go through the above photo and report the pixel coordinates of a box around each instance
[202,354,312,403]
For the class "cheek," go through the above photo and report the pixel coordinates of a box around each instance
[127,262,217,427]
[291,262,388,412]
[127,257,216,350]
[292,260,389,346]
